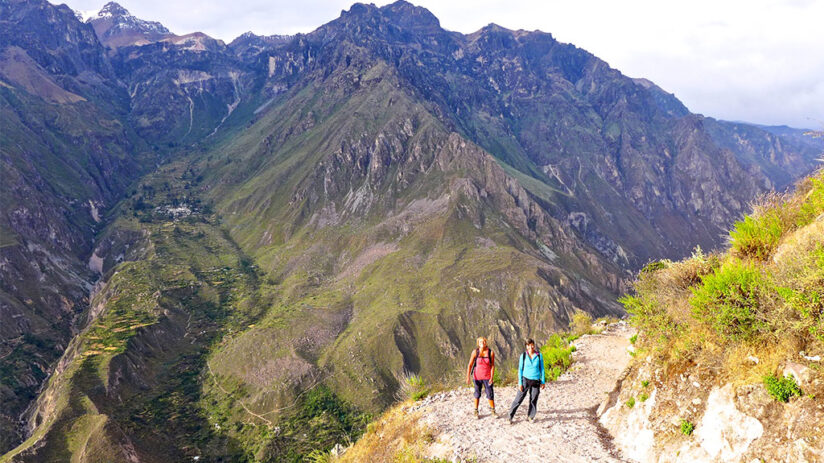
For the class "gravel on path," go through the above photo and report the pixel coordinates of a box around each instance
[409,323,636,462]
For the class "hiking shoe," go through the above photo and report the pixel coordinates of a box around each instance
[508,417,514,425]
[474,409,479,419]
[491,408,497,417]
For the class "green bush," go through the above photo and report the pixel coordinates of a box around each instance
[776,244,824,341]
[629,334,638,345]
[541,334,576,381]
[639,392,649,402]
[690,261,768,342]
[625,397,635,408]
[641,260,669,274]
[641,380,650,388]
[763,374,802,402]
[795,176,824,227]
[620,294,682,346]
[680,419,694,436]
[730,211,785,260]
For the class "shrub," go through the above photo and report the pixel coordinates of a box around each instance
[625,397,635,408]
[680,419,694,436]
[629,334,638,345]
[690,260,768,342]
[620,294,682,346]
[541,334,576,381]
[570,312,594,336]
[641,380,650,388]
[730,210,785,260]
[763,374,802,402]
[492,365,505,385]
[795,176,824,227]
[641,260,669,274]
[639,392,649,402]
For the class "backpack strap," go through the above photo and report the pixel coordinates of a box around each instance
[470,348,479,378]
[519,352,526,385]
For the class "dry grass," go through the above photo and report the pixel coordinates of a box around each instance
[335,402,437,463]
[570,312,594,336]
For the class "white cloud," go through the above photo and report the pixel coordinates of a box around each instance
[54,0,824,128]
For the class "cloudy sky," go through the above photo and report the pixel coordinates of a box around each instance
[59,0,823,129]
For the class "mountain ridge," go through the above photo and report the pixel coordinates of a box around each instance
[1,0,822,459]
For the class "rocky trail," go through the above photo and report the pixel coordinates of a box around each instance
[409,323,636,462]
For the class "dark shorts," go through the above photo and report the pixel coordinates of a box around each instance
[473,379,494,400]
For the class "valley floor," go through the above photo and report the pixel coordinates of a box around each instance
[410,323,635,462]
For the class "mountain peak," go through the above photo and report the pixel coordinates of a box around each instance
[380,0,440,28]
[88,1,171,47]
[96,1,130,18]
[338,1,440,30]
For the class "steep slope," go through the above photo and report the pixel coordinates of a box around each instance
[601,169,824,462]
[0,0,158,450]
[316,1,822,267]
[228,32,291,60]
[200,48,626,417]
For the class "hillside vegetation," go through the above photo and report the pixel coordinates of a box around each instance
[604,168,824,462]
[622,168,824,384]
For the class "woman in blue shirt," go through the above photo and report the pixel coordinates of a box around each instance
[508,338,545,423]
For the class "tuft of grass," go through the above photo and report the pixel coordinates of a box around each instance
[763,374,802,402]
[625,397,636,408]
[730,210,785,260]
[680,419,694,436]
[641,260,670,274]
[638,392,649,402]
[305,449,332,463]
[641,380,650,388]
[397,374,430,402]
[629,334,638,345]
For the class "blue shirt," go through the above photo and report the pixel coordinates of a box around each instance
[518,351,545,385]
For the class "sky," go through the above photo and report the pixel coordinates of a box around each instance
[57,0,824,129]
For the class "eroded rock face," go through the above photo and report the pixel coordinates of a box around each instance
[600,368,824,462]
[683,385,763,462]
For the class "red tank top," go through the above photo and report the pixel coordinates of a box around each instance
[473,349,492,380]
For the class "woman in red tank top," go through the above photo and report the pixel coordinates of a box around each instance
[465,337,496,418]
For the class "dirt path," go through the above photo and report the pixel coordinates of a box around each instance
[410,323,636,462]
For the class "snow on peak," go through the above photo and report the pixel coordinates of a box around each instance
[89,2,171,35]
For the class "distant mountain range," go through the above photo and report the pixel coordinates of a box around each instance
[0,0,821,459]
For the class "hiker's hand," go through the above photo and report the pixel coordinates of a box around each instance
[541,383,546,390]
[466,377,470,386]
[519,385,524,392]
[489,378,494,386]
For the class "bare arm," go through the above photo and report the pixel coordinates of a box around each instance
[489,350,495,385]
[466,350,477,384]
